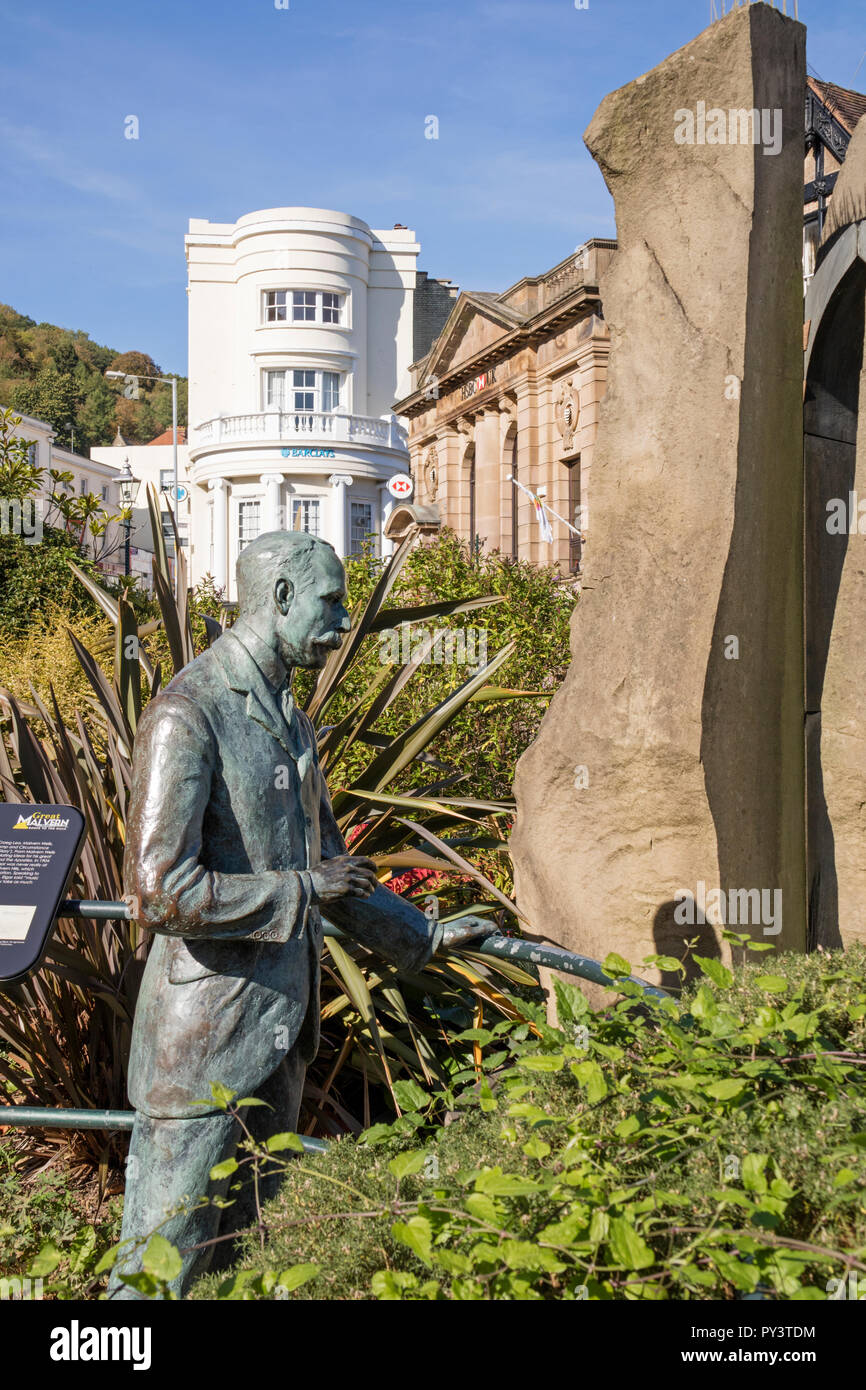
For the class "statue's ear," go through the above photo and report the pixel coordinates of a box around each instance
[274,576,294,615]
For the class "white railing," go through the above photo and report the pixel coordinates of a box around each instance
[194,411,407,451]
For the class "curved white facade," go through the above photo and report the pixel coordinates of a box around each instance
[186,207,420,598]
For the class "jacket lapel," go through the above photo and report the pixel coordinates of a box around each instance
[214,631,298,761]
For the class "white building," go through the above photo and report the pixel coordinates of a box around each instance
[91,428,192,587]
[5,408,126,573]
[184,207,429,600]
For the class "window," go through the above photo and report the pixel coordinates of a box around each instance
[292,369,316,411]
[101,485,109,502]
[25,441,38,467]
[160,469,174,492]
[262,290,346,325]
[350,501,374,556]
[322,292,343,324]
[566,458,582,574]
[293,499,320,536]
[292,291,317,322]
[79,477,89,495]
[264,369,343,414]
[238,500,261,552]
[322,372,341,412]
[265,291,288,322]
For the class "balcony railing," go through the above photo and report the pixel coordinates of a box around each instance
[193,411,408,452]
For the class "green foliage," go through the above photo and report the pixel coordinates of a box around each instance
[0,1148,121,1300]
[319,532,574,802]
[0,303,187,450]
[13,367,76,440]
[190,944,866,1302]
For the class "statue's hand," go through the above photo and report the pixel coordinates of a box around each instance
[436,915,499,954]
[310,855,378,903]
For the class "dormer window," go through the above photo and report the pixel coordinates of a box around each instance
[263,290,346,325]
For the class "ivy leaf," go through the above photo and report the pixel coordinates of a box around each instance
[500,1240,565,1272]
[266,1132,305,1153]
[608,1217,654,1270]
[142,1234,182,1284]
[694,957,733,989]
[28,1241,62,1278]
[210,1157,239,1181]
[704,1078,745,1102]
[833,1168,857,1187]
[602,953,632,980]
[464,1192,501,1226]
[742,1154,769,1194]
[571,1060,608,1104]
[207,1081,237,1111]
[474,1167,540,1196]
[393,1216,433,1266]
[389,1150,427,1180]
[754,975,789,993]
[643,954,686,975]
[393,1080,429,1113]
[68,1225,97,1275]
[479,1078,497,1113]
[517,1053,565,1073]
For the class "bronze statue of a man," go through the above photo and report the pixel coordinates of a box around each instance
[110,532,485,1298]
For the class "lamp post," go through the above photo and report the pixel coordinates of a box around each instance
[106,369,180,594]
[117,456,141,578]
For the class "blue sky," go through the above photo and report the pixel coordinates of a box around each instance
[1,0,864,374]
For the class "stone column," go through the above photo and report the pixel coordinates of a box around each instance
[511,5,807,993]
[208,478,228,591]
[513,378,540,564]
[261,472,284,533]
[474,408,502,551]
[380,485,395,558]
[329,473,353,558]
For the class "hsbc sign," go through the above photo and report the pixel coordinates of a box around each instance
[461,368,497,401]
[387,474,413,500]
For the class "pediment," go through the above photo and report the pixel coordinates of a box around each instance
[420,293,525,389]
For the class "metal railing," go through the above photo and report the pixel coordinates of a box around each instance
[0,900,667,1140]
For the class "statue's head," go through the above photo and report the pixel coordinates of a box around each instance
[235,531,350,670]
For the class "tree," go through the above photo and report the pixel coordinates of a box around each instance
[12,367,77,436]
[52,339,78,375]
[106,351,162,391]
[0,406,44,498]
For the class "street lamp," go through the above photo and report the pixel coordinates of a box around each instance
[106,368,180,594]
[117,456,141,578]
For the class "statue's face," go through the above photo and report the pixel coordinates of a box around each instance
[275,548,350,670]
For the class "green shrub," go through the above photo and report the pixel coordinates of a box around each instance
[191,942,866,1301]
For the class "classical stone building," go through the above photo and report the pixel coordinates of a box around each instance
[396,81,865,575]
[804,78,866,287]
[392,240,616,573]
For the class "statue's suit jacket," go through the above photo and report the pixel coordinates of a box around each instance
[123,628,437,1118]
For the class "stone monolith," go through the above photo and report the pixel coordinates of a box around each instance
[512,4,807,994]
